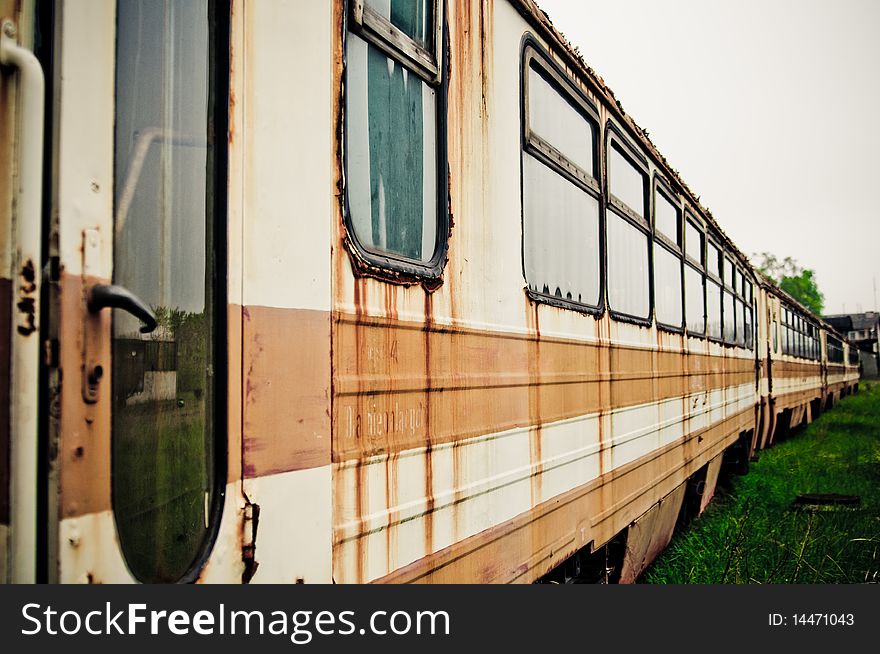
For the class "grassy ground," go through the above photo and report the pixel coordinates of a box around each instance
[643,382,880,584]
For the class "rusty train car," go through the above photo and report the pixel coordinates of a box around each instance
[0,0,860,584]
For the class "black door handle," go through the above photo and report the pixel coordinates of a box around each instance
[87,284,158,334]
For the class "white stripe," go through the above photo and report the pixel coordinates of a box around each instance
[334,381,756,580]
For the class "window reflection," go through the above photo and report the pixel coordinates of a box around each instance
[112,0,217,583]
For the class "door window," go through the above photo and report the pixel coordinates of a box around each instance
[112,0,223,583]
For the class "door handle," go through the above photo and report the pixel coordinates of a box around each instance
[87,284,158,334]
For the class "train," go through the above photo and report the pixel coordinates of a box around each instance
[0,0,860,584]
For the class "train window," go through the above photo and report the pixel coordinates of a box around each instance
[849,345,860,365]
[522,156,600,305]
[735,298,745,346]
[723,287,735,343]
[799,318,805,358]
[345,0,446,272]
[609,144,647,220]
[607,211,650,319]
[827,334,844,363]
[684,218,705,335]
[684,265,703,335]
[745,303,753,348]
[521,49,601,310]
[112,0,226,583]
[653,184,683,329]
[654,246,682,327]
[719,252,736,345]
[364,0,435,49]
[606,134,650,321]
[527,66,594,176]
[803,321,808,358]
[707,279,722,340]
[705,239,722,340]
[654,186,680,245]
[707,242,721,278]
[685,220,703,265]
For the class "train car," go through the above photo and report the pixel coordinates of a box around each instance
[0,0,860,584]
[758,280,859,449]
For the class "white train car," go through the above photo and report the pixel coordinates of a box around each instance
[0,0,859,584]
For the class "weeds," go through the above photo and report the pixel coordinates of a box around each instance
[643,383,880,584]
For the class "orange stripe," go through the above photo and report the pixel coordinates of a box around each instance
[332,312,755,462]
[242,306,331,478]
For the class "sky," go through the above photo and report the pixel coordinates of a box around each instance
[537,0,880,316]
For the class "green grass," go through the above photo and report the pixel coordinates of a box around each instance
[643,382,880,584]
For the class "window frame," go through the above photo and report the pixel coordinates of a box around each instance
[605,124,652,326]
[705,235,724,343]
[342,0,451,282]
[721,253,736,345]
[741,273,754,350]
[520,40,604,315]
[848,342,860,365]
[827,333,844,364]
[683,213,707,338]
[350,0,444,83]
[652,177,684,333]
[727,261,746,348]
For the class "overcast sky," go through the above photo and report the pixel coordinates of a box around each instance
[537,0,880,315]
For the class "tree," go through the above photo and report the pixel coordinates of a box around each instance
[752,252,825,315]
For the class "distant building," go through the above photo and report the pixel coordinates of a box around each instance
[824,311,880,378]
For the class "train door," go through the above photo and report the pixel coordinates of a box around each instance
[42,0,230,583]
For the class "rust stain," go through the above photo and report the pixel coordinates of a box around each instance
[16,259,37,336]
[376,407,752,584]
[383,451,399,574]
[240,499,260,584]
[57,273,112,518]
[227,0,237,145]
[355,455,367,584]
[526,302,542,509]
[480,0,494,121]
[423,290,434,557]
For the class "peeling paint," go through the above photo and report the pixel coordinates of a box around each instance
[241,499,260,584]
